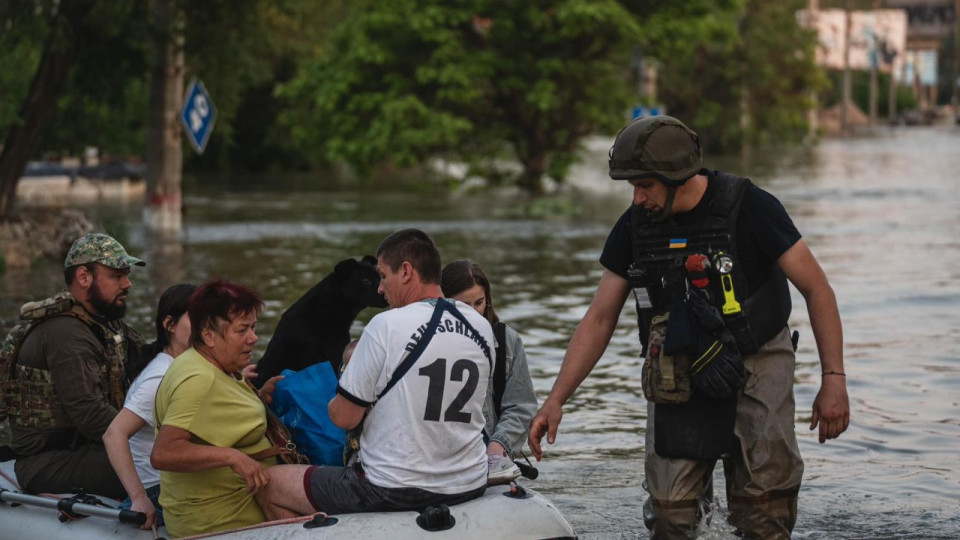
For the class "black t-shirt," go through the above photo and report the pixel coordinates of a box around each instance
[599,170,802,292]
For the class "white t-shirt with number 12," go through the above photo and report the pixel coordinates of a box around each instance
[338,299,493,494]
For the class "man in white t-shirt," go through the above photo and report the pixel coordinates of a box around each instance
[257,229,493,517]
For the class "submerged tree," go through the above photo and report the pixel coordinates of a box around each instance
[0,0,335,220]
[0,1,152,217]
[0,1,103,216]
[279,0,640,193]
[626,0,823,150]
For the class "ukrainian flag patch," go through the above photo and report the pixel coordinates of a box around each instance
[669,238,687,249]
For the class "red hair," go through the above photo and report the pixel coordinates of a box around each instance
[188,278,264,345]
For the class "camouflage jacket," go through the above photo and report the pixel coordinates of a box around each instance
[0,291,142,453]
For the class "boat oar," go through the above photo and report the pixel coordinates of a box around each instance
[0,487,146,525]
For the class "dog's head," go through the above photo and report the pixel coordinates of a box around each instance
[334,255,389,309]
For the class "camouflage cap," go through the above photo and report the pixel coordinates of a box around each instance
[63,233,146,269]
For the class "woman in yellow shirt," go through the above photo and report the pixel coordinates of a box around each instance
[152,278,275,538]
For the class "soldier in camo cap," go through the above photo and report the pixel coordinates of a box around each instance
[5,232,145,499]
[64,233,146,270]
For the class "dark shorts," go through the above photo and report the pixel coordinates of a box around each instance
[15,442,125,500]
[305,464,486,514]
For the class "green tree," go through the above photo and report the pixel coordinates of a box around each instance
[0,4,46,139]
[198,0,352,173]
[625,0,823,150]
[279,0,641,193]
[0,0,151,216]
[0,0,334,217]
[736,0,825,146]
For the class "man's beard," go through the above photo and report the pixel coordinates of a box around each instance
[89,280,127,320]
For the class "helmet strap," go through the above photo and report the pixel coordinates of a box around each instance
[651,187,677,222]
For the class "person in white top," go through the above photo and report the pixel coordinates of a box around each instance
[257,229,493,518]
[103,283,196,530]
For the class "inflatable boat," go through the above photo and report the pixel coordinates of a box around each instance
[0,460,576,539]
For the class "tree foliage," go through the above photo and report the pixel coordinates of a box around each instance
[626,0,824,150]
[0,3,47,137]
[0,1,151,158]
[278,0,641,192]
[0,0,828,201]
[0,0,154,214]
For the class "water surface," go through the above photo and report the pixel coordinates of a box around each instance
[2,126,958,539]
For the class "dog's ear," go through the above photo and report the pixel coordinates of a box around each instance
[334,258,359,278]
[360,255,377,267]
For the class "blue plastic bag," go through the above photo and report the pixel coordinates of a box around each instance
[270,362,346,466]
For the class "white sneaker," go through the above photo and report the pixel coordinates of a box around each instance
[487,454,521,485]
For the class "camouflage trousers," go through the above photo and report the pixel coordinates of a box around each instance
[643,328,803,540]
[15,442,126,500]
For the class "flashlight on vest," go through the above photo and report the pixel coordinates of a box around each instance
[712,252,742,315]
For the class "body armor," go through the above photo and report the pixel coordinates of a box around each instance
[628,172,792,357]
[0,291,139,430]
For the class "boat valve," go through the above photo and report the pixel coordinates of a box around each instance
[417,504,455,531]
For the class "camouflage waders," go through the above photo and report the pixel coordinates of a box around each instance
[644,328,802,540]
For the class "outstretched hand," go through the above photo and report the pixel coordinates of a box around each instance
[241,364,259,381]
[528,399,563,461]
[258,375,285,406]
[810,375,850,443]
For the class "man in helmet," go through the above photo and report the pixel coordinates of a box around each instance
[528,116,849,539]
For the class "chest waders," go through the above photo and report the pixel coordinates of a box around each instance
[0,292,139,453]
[629,173,792,459]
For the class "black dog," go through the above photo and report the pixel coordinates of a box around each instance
[252,255,388,387]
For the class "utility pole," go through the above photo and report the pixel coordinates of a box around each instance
[807,0,819,139]
[842,0,853,136]
[145,0,185,239]
[869,1,880,125]
[955,0,960,115]
[889,51,898,123]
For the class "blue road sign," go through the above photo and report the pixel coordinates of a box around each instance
[631,104,664,120]
[180,79,217,154]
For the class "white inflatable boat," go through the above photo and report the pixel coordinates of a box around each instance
[0,460,576,539]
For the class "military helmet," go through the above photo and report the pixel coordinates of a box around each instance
[608,115,702,186]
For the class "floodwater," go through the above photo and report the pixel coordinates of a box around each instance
[2,126,959,539]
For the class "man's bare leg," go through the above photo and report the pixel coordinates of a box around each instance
[256,465,318,520]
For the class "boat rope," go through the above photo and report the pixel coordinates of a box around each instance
[177,513,319,539]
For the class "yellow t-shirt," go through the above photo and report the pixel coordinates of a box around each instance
[153,347,275,538]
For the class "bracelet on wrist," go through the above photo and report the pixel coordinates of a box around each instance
[822,371,846,377]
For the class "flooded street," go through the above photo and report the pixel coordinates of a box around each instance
[2,126,959,538]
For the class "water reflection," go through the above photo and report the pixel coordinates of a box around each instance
[2,126,959,538]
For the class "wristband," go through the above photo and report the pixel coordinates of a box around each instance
[821,371,846,377]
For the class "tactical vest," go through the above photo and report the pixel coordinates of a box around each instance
[0,291,139,430]
[627,172,791,356]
